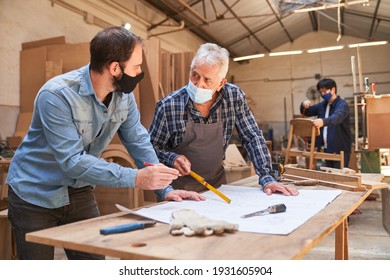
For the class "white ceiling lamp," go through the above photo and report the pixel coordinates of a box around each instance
[233,40,386,61]
[307,45,344,53]
[233,54,265,62]
[122,23,131,30]
[292,0,371,13]
[269,50,303,56]
[348,41,388,48]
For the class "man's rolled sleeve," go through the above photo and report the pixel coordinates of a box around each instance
[259,175,277,190]
[154,185,174,201]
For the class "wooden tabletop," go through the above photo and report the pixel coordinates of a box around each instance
[25,175,376,260]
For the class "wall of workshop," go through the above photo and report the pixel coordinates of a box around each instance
[229,31,390,151]
[0,0,203,140]
[1,0,389,155]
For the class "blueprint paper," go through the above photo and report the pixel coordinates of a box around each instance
[135,185,342,235]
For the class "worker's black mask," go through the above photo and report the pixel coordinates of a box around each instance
[114,68,144,94]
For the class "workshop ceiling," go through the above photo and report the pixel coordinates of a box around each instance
[140,0,390,58]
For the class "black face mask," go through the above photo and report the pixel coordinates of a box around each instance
[114,70,144,94]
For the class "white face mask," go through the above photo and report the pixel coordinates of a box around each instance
[187,80,217,104]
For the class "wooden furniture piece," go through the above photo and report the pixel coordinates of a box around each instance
[0,209,16,260]
[25,174,385,260]
[0,157,11,201]
[284,118,344,169]
[366,94,390,149]
[94,144,144,215]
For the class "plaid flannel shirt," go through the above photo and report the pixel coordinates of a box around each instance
[149,82,278,189]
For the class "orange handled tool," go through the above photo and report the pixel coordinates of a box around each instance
[189,170,231,204]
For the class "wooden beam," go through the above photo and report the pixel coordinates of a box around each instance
[282,174,365,191]
[284,167,362,188]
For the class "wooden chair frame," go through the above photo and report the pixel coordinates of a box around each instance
[284,118,344,169]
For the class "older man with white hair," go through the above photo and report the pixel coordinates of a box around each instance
[149,43,298,197]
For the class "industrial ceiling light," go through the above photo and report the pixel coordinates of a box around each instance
[348,41,388,48]
[233,40,386,61]
[269,50,303,56]
[122,23,131,30]
[307,45,344,53]
[233,54,265,62]
[292,0,370,13]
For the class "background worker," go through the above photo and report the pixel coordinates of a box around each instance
[300,78,352,168]
[6,26,203,260]
[149,43,298,196]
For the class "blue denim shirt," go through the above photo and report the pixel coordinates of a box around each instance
[6,65,172,208]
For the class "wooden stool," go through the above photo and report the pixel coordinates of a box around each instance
[0,209,17,259]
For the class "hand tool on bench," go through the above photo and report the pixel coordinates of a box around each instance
[240,203,287,219]
[100,221,156,235]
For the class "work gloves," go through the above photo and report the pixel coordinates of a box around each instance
[170,209,238,236]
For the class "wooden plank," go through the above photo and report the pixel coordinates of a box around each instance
[160,52,171,97]
[302,151,343,161]
[358,173,388,190]
[283,171,387,191]
[361,181,388,190]
[360,173,387,190]
[21,36,65,50]
[320,166,357,175]
[284,167,362,188]
[282,174,365,191]
[360,173,384,182]
[139,38,161,128]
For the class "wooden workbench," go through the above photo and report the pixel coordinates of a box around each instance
[25,174,384,260]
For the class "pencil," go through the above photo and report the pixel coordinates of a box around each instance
[189,170,231,204]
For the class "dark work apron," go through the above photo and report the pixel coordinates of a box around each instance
[171,108,226,192]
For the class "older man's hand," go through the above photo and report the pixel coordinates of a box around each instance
[263,182,299,196]
[164,190,205,202]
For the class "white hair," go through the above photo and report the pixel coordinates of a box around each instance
[191,43,229,80]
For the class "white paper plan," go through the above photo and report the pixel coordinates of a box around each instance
[134,185,342,235]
